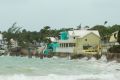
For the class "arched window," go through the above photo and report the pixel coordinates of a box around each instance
[114,33,117,39]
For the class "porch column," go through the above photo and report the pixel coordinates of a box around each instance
[68,43,69,47]
[64,43,66,47]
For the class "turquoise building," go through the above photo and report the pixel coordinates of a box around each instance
[47,42,60,52]
[43,42,60,55]
[60,32,69,40]
[44,31,70,54]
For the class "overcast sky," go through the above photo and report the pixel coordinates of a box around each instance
[0,0,120,31]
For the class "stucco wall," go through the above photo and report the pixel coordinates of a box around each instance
[81,33,100,45]
[74,33,100,54]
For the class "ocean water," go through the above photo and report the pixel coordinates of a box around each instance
[0,56,120,80]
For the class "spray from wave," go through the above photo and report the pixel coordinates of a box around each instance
[0,74,120,80]
[0,56,120,80]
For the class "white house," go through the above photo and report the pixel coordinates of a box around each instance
[0,33,8,54]
[10,38,18,48]
[0,33,3,48]
[109,31,119,45]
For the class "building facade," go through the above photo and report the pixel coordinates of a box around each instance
[46,29,101,56]
[57,30,101,55]
[109,31,119,45]
[74,32,101,55]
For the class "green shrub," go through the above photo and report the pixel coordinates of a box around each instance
[108,45,120,53]
[117,30,120,44]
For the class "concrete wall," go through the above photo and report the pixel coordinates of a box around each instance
[55,47,74,53]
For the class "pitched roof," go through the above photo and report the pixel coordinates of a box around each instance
[68,30,100,38]
[47,37,57,42]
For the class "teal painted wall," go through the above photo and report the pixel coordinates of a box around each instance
[44,42,60,54]
[60,32,68,40]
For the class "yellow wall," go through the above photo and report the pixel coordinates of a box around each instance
[74,33,101,54]
[81,33,100,45]
[109,33,118,42]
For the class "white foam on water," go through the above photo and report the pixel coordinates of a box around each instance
[80,57,88,60]
[0,74,119,80]
[99,55,107,62]
[88,57,97,61]
[0,56,120,80]
[52,56,59,59]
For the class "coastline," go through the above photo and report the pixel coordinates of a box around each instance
[1,49,120,63]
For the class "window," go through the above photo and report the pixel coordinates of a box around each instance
[72,43,76,47]
[69,43,72,47]
[60,44,62,47]
[114,33,117,39]
[66,43,68,47]
[85,39,87,41]
[69,43,75,47]
[83,45,92,50]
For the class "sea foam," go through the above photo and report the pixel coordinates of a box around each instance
[0,74,119,80]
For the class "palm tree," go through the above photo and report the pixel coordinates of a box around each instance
[104,21,108,25]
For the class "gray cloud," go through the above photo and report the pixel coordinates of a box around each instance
[0,0,120,31]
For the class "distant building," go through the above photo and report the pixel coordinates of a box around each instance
[0,33,7,48]
[109,31,119,45]
[0,33,8,54]
[10,39,18,48]
[0,33,3,48]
